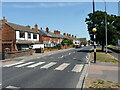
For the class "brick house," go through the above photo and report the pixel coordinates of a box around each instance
[39,27,63,48]
[0,18,41,52]
[39,27,79,48]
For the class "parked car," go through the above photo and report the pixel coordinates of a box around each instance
[76,45,81,48]
[81,45,84,47]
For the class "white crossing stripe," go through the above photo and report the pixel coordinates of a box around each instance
[72,64,83,72]
[27,62,45,68]
[15,62,34,67]
[55,63,70,71]
[4,62,24,67]
[6,86,20,89]
[40,62,56,69]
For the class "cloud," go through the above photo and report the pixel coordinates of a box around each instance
[3,2,81,8]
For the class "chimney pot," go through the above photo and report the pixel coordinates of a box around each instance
[2,16,7,22]
[46,27,49,33]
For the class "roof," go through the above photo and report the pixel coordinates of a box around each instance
[0,20,38,33]
[0,20,2,29]
[6,22,38,33]
[39,29,76,40]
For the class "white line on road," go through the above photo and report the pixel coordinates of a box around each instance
[72,64,83,72]
[40,62,56,69]
[55,63,70,71]
[58,56,64,58]
[3,62,24,67]
[0,84,2,86]
[15,62,34,68]
[6,86,20,89]
[27,62,45,68]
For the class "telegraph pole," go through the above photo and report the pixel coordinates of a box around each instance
[104,0,108,54]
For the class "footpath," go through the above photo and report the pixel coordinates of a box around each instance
[1,48,75,66]
[84,48,120,88]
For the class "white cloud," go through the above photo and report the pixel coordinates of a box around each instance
[3,2,82,8]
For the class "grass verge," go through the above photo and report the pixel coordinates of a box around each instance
[85,78,120,88]
[91,48,120,63]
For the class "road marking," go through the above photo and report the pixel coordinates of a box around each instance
[6,86,20,89]
[0,84,1,86]
[69,53,71,55]
[58,56,64,58]
[15,62,34,67]
[27,62,45,68]
[40,62,56,69]
[37,57,40,58]
[72,64,83,72]
[55,63,70,71]
[4,62,24,67]
[73,58,76,60]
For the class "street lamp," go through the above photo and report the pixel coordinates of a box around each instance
[92,0,96,63]
[92,28,97,63]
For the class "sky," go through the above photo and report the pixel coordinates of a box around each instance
[1,2,118,40]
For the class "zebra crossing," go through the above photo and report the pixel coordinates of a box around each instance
[3,61,84,73]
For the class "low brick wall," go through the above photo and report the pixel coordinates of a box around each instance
[4,49,34,59]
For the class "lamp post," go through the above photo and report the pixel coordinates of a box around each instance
[92,28,97,63]
[104,0,107,54]
[92,0,96,63]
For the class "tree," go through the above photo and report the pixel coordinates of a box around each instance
[61,38,73,46]
[85,11,120,51]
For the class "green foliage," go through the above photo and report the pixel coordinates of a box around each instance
[85,11,120,47]
[61,38,73,46]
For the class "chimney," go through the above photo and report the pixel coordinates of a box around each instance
[54,30,60,34]
[46,27,49,33]
[67,33,69,36]
[26,25,30,28]
[63,33,67,36]
[40,27,42,30]
[33,24,38,32]
[2,16,7,22]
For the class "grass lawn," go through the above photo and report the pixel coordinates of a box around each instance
[91,48,120,63]
[85,78,120,88]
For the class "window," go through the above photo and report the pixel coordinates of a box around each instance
[28,32,31,39]
[33,34,37,39]
[20,31,25,38]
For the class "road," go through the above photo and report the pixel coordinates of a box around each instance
[2,46,92,89]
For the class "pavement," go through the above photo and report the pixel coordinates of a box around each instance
[1,46,92,89]
[87,62,120,83]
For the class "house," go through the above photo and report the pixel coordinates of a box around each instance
[39,27,66,48]
[63,33,80,45]
[0,17,41,52]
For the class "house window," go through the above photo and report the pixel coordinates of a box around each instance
[33,34,37,39]
[20,31,25,38]
[28,33,31,39]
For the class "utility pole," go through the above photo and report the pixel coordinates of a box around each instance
[92,0,96,63]
[104,0,107,54]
